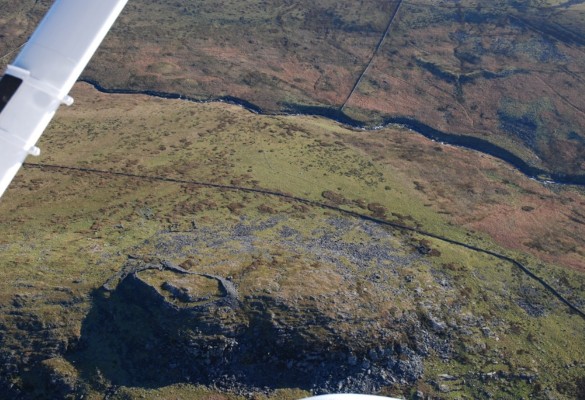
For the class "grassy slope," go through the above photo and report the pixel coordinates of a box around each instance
[344,0,585,176]
[0,84,583,398]
[1,0,583,176]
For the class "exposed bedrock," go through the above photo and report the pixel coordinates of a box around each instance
[66,266,448,395]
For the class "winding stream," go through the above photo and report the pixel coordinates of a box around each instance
[80,79,585,187]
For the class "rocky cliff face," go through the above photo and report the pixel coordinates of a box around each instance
[66,260,449,395]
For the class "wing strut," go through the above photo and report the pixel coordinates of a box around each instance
[0,0,128,198]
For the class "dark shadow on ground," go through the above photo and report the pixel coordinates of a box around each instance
[65,272,423,393]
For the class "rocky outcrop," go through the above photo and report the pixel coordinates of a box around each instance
[67,261,444,395]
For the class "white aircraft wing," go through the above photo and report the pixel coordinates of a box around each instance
[301,395,401,400]
[0,0,128,199]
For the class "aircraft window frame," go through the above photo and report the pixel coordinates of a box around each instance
[0,74,23,114]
